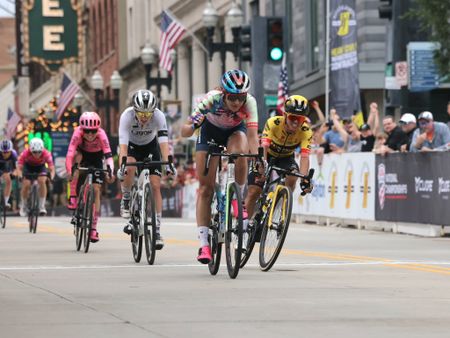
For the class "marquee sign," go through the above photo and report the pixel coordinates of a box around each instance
[22,0,83,73]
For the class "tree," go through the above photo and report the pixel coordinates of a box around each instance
[406,0,450,78]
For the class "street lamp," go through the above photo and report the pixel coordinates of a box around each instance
[203,0,244,74]
[140,43,175,109]
[90,70,122,136]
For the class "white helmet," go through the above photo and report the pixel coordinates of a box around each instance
[29,138,44,153]
[132,89,157,113]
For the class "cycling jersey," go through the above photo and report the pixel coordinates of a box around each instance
[261,116,312,157]
[18,148,54,167]
[0,150,17,173]
[119,107,168,146]
[65,127,114,175]
[191,90,258,130]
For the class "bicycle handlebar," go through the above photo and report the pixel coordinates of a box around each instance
[120,155,174,172]
[72,164,112,177]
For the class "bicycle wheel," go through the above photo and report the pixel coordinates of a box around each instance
[208,187,222,275]
[74,186,85,251]
[29,185,39,234]
[259,186,292,271]
[130,186,142,263]
[143,183,157,265]
[82,186,94,253]
[240,217,258,268]
[0,191,6,229]
[225,182,243,279]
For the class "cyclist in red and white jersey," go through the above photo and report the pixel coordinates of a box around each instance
[181,69,259,264]
[17,138,55,216]
[65,112,115,242]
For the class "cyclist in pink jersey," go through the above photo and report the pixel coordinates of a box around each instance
[17,138,55,216]
[65,112,115,243]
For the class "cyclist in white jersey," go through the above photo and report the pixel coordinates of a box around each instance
[117,89,175,249]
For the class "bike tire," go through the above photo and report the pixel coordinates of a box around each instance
[130,186,142,263]
[74,185,86,251]
[259,186,292,271]
[208,187,222,275]
[29,185,39,234]
[82,186,94,253]
[239,220,258,268]
[225,182,243,279]
[0,192,6,229]
[143,183,157,265]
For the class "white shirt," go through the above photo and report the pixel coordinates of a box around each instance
[118,107,168,146]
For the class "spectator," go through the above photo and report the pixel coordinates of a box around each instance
[372,133,388,154]
[359,124,376,152]
[309,100,326,129]
[411,111,450,152]
[398,113,417,152]
[380,115,408,154]
[315,109,346,165]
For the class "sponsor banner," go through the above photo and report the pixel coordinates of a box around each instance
[294,153,375,220]
[375,152,450,225]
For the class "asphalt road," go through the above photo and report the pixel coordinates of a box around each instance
[1,216,450,338]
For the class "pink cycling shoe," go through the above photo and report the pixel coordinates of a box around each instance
[231,199,248,219]
[197,245,212,264]
[90,230,99,243]
[67,196,78,210]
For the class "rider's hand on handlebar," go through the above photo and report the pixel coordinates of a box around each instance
[165,164,177,177]
[300,178,313,195]
[117,168,126,181]
[188,113,205,129]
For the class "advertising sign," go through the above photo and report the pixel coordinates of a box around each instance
[375,152,450,225]
[407,42,440,92]
[294,153,375,221]
[22,0,83,73]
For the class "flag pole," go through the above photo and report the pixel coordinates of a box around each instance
[325,0,331,121]
[164,9,209,54]
[61,70,96,108]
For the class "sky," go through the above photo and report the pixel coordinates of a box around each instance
[0,1,15,18]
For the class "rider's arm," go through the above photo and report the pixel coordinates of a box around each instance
[159,142,170,162]
[66,128,82,175]
[181,119,195,137]
[98,129,114,172]
[181,93,212,137]
[43,150,55,178]
[245,95,259,154]
[118,110,132,163]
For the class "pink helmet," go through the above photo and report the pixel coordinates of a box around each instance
[79,112,101,129]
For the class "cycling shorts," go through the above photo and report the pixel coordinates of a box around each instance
[128,139,162,177]
[23,163,47,180]
[79,150,105,185]
[196,119,247,152]
[248,154,299,188]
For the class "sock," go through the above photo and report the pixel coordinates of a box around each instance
[4,195,9,204]
[198,226,209,247]
[70,178,78,198]
[92,209,98,230]
[121,186,131,200]
[39,198,46,209]
[239,184,245,199]
[156,213,161,234]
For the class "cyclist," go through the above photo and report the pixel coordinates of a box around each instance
[66,112,115,243]
[180,69,259,264]
[117,89,175,250]
[245,95,314,218]
[0,140,17,208]
[16,138,55,216]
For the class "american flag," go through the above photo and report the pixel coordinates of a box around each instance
[159,10,186,73]
[5,107,21,139]
[276,54,289,115]
[55,73,80,120]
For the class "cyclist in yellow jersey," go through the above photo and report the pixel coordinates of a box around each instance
[245,95,314,217]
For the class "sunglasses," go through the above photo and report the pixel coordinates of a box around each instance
[84,129,98,134]
[226,93,247,103]
[32,151,42,155]
[136,111,153,118]
[285,113,304,123]
[418,120,430,126]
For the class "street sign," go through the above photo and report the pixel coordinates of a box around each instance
[407,42,440,92]
[264,95,278,106]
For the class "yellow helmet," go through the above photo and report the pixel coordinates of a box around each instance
[284,95,309,115]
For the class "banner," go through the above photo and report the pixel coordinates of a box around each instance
[375,152,450,225]
[22,0,83,73]
[329,0,361,120]
[294,153,375,221]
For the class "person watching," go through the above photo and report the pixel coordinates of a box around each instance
[411,111,450,152]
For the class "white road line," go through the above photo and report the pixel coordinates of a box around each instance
[1,261,450,271]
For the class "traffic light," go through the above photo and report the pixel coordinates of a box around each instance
[378,0,392,19]
[267,17,284,62]
[239,25,252,62]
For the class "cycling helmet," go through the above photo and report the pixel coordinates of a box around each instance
[0,140,13,153]
[284,95,309,116]
[132,89,157,113]
[29,138,44,153]
[221,69,250,94]
[79,112,101,129]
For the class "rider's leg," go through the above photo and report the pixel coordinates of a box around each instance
[150,175,162,230]
[286,176,298,192]
[20,179,31,214]
[37,176,47,212]
[245,185,263,218]
[120,156,136,218]
[92,184,101,230]
[195,151,219,262]
[3,172,11,206]
[227,131,249,194]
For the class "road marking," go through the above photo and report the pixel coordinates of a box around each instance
[1,261,450,271]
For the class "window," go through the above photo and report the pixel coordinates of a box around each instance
[308,0,319,71]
